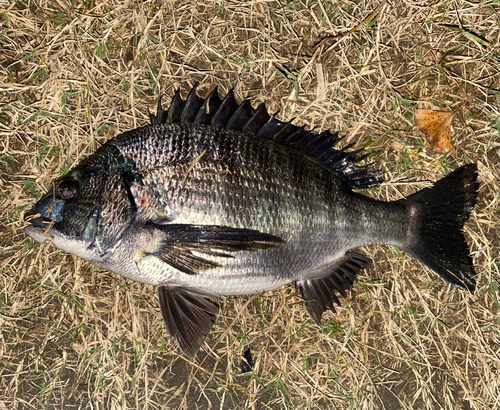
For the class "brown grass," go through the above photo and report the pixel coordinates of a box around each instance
[1,1,499,409]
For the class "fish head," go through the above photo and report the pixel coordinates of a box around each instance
[25,146,138,261]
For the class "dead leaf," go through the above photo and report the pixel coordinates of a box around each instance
[414,109,455,154]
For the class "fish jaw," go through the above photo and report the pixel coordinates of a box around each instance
[24,226,57,244]
[24,225,102,265]
[24,224,74,252]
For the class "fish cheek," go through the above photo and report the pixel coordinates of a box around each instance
[55,171,137,250]
[94,173,137,250]
[58,184,101,240]
[47,172,107,241]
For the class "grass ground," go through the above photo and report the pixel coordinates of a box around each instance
[1,0,499,409]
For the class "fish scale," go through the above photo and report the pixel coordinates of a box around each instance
[25,86,478,357]
[106,123,407,289]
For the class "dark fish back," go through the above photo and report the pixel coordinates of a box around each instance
[150,85,382,190]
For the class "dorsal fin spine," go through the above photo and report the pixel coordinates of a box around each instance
[243,103,270,134]
[180,85,204,124]
[212,90,238,128]
[226,99,254,131]
[272,122,300,143]
[151,86,383,189]
[193,87,222,125]
[168,90,184,124]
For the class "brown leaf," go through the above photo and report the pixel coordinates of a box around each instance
[414,109,455,154]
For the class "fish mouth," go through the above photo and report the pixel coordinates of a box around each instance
[25,216,58,242]
[31,216,54,229]
[25,208,56,243]
[25,205,54,229]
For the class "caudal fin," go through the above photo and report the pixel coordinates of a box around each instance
[403,164,478,292]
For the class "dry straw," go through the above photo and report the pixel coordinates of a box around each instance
[1,0,499,409]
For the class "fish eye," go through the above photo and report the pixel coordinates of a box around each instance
[56,179,79,201]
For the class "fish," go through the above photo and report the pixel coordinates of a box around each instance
[24,85,479,357]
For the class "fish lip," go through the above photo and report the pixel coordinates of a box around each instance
[24,225,56,243]
[31,216,53,229]
[25,206,54,229]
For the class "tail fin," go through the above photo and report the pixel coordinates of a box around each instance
[403,164,478,292]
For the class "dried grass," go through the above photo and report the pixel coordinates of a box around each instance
[1,0,499,409]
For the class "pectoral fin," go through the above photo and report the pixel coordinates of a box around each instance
[296,253,370,325]
[148,224,284,275]
[158,286,219,357]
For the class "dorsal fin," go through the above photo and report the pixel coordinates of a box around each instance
[150,86,383,189]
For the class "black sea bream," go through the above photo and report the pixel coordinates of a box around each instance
[25,86,479,357]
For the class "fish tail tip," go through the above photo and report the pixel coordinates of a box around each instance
[404,164,479,292]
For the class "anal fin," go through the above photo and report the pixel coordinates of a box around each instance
[158,286,219,357]
[295,253,369,325]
